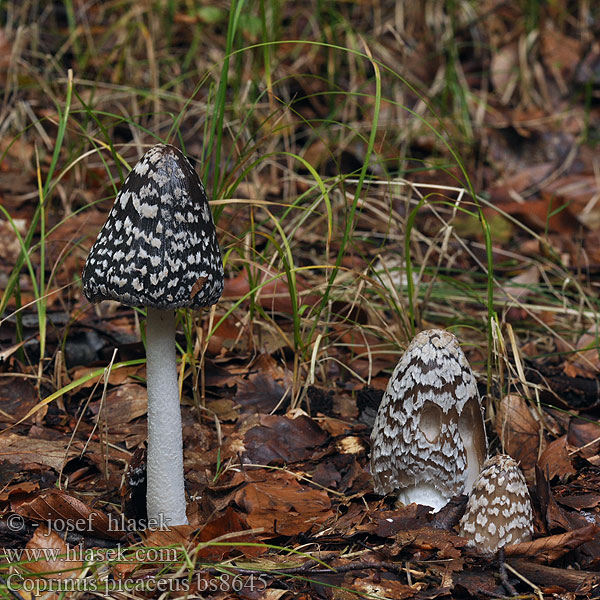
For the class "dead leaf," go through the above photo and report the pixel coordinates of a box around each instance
[491,43,519,102]
[113,524,193,578]
[70,363,145,391]
[495,394,542,482]
[372,506,434,537]
[0,433,77,471]
[234,373,288,414]
[351,576,418,599]
[393,527,466,560]
[496,265,540,303]
[496,196,581,234]
[234,470,333,536]
[0,376,39,423]
[564,328,600,378]
[0,218,26,265]
[12,488,123,539]
[47,210,108,284]
[89,383,148,425]
[540,28,581,84]
[222,268,320,314]
[556,493,600,511]
[242,414,328,465]
[568,418,600,460]
[194,506,266,559]
[22,525,83,579]
[538,436,576,481]
[233,353,294,414]
[505,525,599,563]
[190,276,207,299]
[544,175,600,230]
[507,558,600,594]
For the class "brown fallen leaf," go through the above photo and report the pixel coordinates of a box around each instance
[540,28,581,84]
[537,435,576,481]
[504,525,599,562]
[535,465,600,566]
[556,492,600,511]
[70,363,145,392]
[89,383,148,425]
[452,568,503,597]
[568,417,600,461]
[495,394,542,482]
[0,217,27,265]
[22,524,83,579]
[0,479,39,502]
[0,376,39,423]
[0,434,78,472]
[242,414,328,465]
[393,527,467,559]
[490,43,519,103]
[495,265,540,303]
[371,506,434,538]
[47,209,108,285]
[12,488,123,539]
[493,195,580,235]
[194,506,266,560]
[234,470,333,536]
[113,524,193,579]
[234,373,288,414]
[222,268,320,314]
[507,558,600,594]
[351,575,418,600]
[563,327,600,378]
[233,353,294,414]
[543,175,600,229]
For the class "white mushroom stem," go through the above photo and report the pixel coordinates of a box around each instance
[145,307,188,526]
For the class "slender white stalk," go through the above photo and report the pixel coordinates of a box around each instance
[145,307,188,526]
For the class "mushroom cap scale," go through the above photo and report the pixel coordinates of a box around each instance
[370,329,488,511]
[82,144,224,310]
[459,453,533,553]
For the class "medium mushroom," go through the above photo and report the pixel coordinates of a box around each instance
[370,329,488,512]
[459,454,533,553]
[82,144,224,526]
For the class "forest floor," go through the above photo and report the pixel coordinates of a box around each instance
[1,1,600,598]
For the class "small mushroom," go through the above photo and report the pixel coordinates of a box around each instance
[370,329,488,511]
[459,454,533,553]
[82,144,224,526]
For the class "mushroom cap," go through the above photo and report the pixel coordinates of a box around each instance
[82,144,224,310]
[370,329,488,511]
[459,453,533,553]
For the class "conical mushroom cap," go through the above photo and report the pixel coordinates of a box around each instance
[370,329,488,511]
[459,453,533,553]
[82,144,224,310]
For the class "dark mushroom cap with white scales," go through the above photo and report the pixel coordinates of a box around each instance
[459,453,533,554]
[370,329,488,511]
[82,144,224,310]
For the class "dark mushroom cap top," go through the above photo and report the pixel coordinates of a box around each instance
[82,144,224,310]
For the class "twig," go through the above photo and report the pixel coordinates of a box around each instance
[498,548,518,596]
[206,560,406,577]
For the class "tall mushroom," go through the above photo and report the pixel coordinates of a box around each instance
[82,144,224,526]
[459,454,533,553]
[370,329,488,512]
